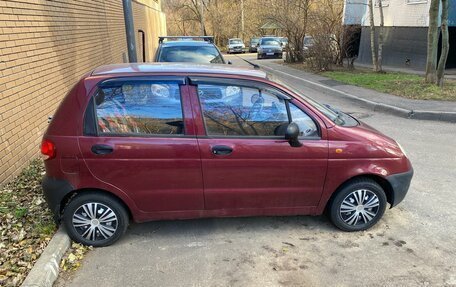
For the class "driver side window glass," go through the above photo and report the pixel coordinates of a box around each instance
[198,84,288,136]
[289,103,318,137]
[95,82,184,136]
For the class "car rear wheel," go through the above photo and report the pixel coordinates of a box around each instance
[329,178,387,232]
[62,193,129,247]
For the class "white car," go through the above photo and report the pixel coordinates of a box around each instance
[227,38,245,54]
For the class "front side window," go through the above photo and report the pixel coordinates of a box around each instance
[95,82,184,136]
[158,46,224,64]
[197,84,318,138]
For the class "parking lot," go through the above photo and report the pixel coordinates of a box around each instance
[54,55,456,287]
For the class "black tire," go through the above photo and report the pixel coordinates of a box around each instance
[329,178,387,232]
[62,193,129,247]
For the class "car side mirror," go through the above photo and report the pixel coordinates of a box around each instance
[285,122,302,147]
[227,60,232,65]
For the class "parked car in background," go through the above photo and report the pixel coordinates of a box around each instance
[155,36,227,64]
[249,37,260,53]
[257,36,283,59]
[303,35,315,56]
[227,38,245,54]
[41,62,413,246]
[279,37,289,48]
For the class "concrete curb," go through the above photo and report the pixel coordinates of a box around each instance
[248,60,456,123]
[21,228,71,287]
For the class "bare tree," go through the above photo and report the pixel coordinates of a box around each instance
[436,0,449,87]
[377,0,385,72]
[425,0,450,86]
[425,0,440,83]
[368,0,378,71]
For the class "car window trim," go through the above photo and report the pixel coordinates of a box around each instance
[98,76,186,88]
[87,78,188,138]
[188,77,291,100]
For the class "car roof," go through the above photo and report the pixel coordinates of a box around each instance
[160,41,215,47]
[91,63,267,79]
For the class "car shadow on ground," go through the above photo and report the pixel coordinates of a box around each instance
[124,214,336,240]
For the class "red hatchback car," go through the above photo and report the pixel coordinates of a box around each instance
[41,63,413,246]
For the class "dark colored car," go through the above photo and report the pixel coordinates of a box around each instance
[249,37,260,53]
[155,36,226,64]
[257,37,283,59]
[41,63,413,246]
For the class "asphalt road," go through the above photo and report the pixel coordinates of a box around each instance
[57,54,456,287]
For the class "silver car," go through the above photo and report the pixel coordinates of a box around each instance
[227,38,245,54]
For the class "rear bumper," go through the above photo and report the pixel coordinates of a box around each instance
[42,176,74,223]
[386,168,414,208]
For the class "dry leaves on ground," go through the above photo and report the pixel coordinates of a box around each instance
[0,159,56,287]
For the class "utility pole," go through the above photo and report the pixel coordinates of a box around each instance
[241,0,245,40]
[200,0,205,36]
[122,0,137,63]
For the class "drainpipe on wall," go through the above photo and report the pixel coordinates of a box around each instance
[122,0,138,63]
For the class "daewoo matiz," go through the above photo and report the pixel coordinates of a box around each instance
[41,63,413,246]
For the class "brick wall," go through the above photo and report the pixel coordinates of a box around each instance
[0,0,166,184]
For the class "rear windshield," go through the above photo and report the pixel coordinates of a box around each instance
[157,46,224,64]
[260,38,281,46]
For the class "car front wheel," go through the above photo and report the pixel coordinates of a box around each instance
[62,193,129,247]
[329,178,387,232]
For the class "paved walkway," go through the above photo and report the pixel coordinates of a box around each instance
[249,59,456,122]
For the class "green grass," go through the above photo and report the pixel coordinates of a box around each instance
[321,70,456,101]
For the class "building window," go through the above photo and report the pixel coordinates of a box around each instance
[375,0,390,7]
[406,0,428,4]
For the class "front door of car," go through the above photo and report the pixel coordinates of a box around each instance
[190,78,328,210]
[78,77,204,213]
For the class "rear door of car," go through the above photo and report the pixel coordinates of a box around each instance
[188,77,328,211]
[78,76,204,213]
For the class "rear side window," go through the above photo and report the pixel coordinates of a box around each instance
[94,82,184,136]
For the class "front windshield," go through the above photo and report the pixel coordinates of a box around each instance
[260,38,281,46]
[251,38,259,44]
[229,39,243,44]
[158,46,224,64]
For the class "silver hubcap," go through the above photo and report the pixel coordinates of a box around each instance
[340,189,380,226]
[72,203,118,242]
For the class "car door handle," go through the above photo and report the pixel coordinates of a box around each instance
[211,145,233,155]
[91,144,114,155]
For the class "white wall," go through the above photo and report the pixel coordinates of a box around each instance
[361,0,431,27]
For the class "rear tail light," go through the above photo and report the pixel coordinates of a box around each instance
[41,139,56,160]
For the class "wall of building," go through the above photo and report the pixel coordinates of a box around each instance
[362,0,431,27]
[357,26,429,69]
[0,0,166,184]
